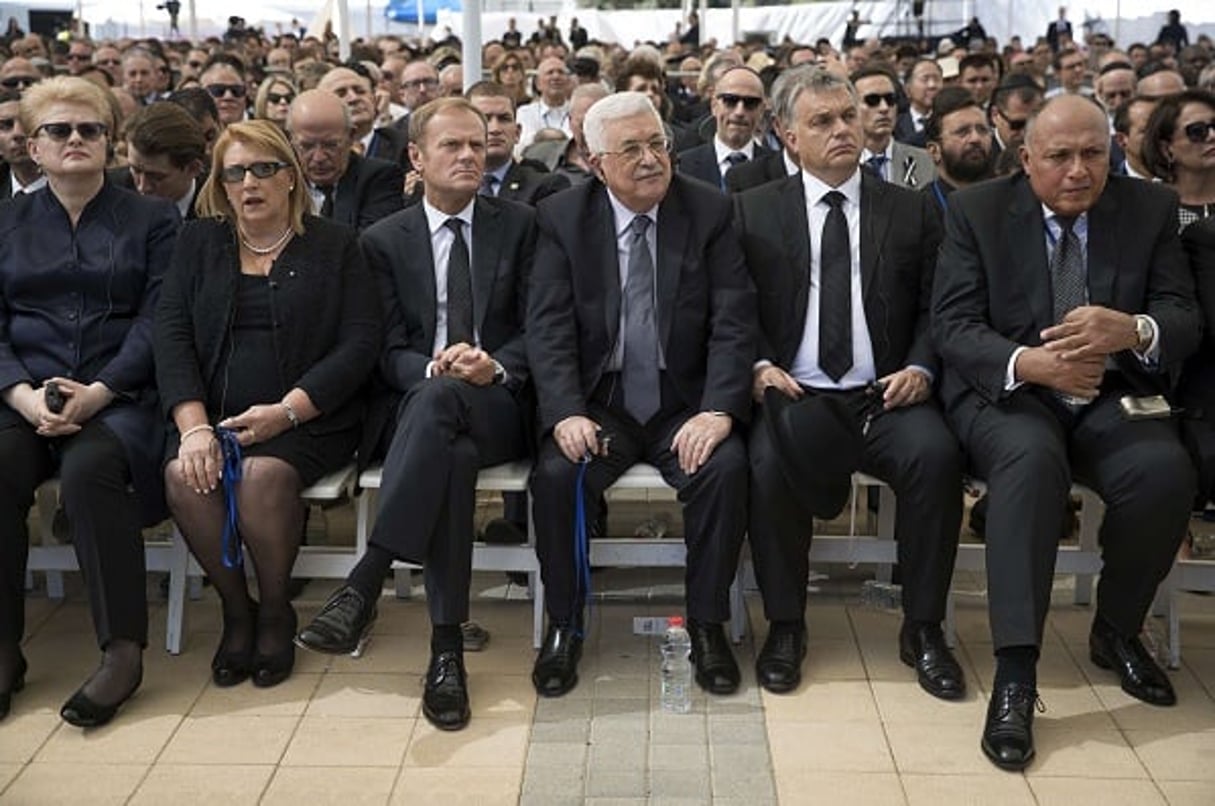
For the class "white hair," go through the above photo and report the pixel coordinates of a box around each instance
[583,91,664,154]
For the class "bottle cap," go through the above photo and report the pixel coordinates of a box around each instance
[668,615,684,627]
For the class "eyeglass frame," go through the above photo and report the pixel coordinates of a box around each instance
[219,160,291,183]
[33,121,108,142]
[597,136,670,162]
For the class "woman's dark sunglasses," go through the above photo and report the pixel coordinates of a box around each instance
[35,121,108,141]
[220,161,290,183]
[206,83,247,99]
[267,92,295,106]
[1183,120,1215,144]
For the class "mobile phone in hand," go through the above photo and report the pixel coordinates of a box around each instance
[45,381,65,414]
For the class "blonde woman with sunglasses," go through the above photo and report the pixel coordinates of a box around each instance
[0,76,180,728]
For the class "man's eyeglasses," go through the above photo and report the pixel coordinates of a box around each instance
[1001,114,1029,132]
[96,59,121,67]
[267,92,294,106]
[0,76,38,90]
[600,137,669,162]
[1183,120,1215,144]
[861,92,898,108]
[206,83,247,99]
[716,93,763,111]
[499,63,522,72]
[945,123,992,139]
[220,161,291,183]
[34,121,108,142]
[403,77,439,90]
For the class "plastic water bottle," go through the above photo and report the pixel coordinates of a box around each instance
[660,616,692,713]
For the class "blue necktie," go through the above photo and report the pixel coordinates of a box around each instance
[722,151,747,190]
[865,154,888,181]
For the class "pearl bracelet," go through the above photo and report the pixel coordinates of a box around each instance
[180,424,214,443]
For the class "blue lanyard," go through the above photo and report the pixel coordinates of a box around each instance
[572,458,593,638]
[931,180,949,213]
[216,427,244,569]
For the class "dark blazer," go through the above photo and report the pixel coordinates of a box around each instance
[1179,218,1215,481]
[0,183,180,523]
[497,160,571,206]
[677,141,773,192]
[154,215,382,440]
[329,153,404,231]
[724,149,790,193]
[931,173,1201,436]
[366,124,410,172]
[893,111,929,148]
[359,196,537,454]
[527,175,757,433]
[735,170,942,378]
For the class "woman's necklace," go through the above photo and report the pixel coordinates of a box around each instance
[239,226,293,256]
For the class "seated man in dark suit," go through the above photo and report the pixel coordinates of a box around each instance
[677,65,772,192]
[286,89,403,231]
[527,91,756,698]
[736,67,965,699]
[113,101,206,219]
[933,95,1200,771]
[466,81,570,206]
[295,98,536,732]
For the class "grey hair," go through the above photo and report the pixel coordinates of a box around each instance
[781,67,858,122]
[571,81,610,105]
[583,91,664,154]
[770,64,820,128]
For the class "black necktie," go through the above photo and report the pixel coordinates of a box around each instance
[623,215,660,424]
[444,218,474,346]
[818,191,852,383]
[319,185,334,218]
[1050,216,1086,323]
[722,151,747,190]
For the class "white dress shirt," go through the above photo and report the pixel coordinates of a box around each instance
[605,189,662,371]
[515,99,572,154]
[788,169,877,390]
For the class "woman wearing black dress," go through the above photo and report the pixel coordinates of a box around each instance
[154,119,380,688]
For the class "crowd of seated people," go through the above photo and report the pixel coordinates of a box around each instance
[0,13,1213,774]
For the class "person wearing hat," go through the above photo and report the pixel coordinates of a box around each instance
[735,67,965,699]
[526,91,756,699]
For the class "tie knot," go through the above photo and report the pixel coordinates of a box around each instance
[444,217,464,236]
[867,154,887,166]
[725,151,748,166]
[630,215,651,238]
[1054,215,1076,234]
[822,190,846,209]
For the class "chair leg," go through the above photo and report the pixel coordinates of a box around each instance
[165,528,190,655]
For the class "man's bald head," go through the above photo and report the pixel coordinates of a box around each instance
[287,87,350,131]
[1137,69,1185,100]
[1021,95,1111,217]
[286,89,354,187]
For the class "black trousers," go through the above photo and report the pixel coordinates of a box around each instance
[369,377,525,625]
[0,419,147,649]
[531,376,748,625]
[965,389,1194,649]
[749,393,963,624]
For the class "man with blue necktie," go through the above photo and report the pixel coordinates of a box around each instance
[853,64,935,190]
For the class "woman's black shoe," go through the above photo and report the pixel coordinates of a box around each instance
[60,672,141,729]
[212,607,256,688]
[253,607,297,688]
[0,653,28,720]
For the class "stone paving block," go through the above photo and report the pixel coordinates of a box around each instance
[526,742,588,769]
[585,767,648,799]
[522,764,586,797]
[649,768,712,799]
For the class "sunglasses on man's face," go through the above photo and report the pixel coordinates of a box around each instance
[35,121,108,142]
[206,83,247,99]
[0,76,38,90]
[220,160,290,183]
[861,92,898,108]
[716,93,763,111]
[1182,120,1215,144]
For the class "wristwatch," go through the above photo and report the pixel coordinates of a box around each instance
[1133,314,1153,352]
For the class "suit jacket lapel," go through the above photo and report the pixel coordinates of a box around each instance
[656,188,688,351]
[1009,178,1053,330]
[471,197,501,334]
[859,172,891,309]
[589,185,621,345]
[782,175,812,364]
[1085,188,1119,307]
[403,205,438,346]
[333,154,359,227]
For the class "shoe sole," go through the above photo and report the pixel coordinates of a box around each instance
[755,672,800,694]
[422,703,471,731]
[295,627,373,658]
[981,737,1034,771]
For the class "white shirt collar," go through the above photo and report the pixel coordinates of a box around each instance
[782,150,800,176]
[11,171,46,196]
[606,188,658,237]
[713,135,755,166]
[860,141,893,163]
[175,178,196,218]
[423,195,476,235]
[801,167,862,209]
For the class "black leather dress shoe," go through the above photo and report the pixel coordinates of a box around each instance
[295,585,377,656]
[688,620,740,695]
[1089,625,1176,706]
[0,652,27,721]
[423,651,471,730]
[981,682,1039,771]
[531,623,583,697]
[899,622,966,700]
[756,623,806,694]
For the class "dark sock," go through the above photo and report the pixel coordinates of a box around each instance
[348,545,393,600]
[431,624,463,655]
[79,639,142,706]
[994,645,1039,689]
[773,619,806,633]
